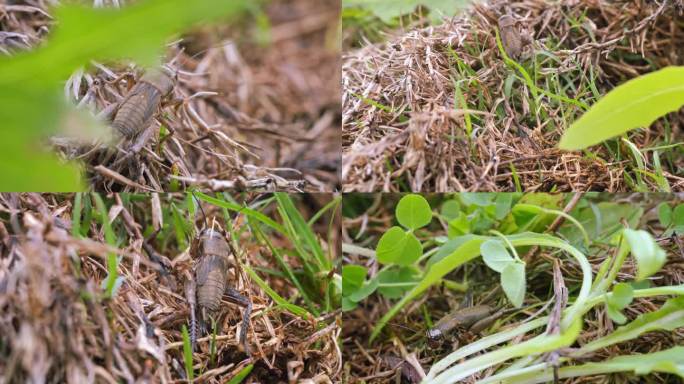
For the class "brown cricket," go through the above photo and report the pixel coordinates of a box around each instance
[186,227,252,355]
[498,14,532,59]
[111,67,175,140]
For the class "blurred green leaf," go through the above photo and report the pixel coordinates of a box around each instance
[342,0,471,23]
[396,194,432,230]
[624,229,667,281]
[658,202,672,227]
[440,199,461,221]
[0,0,251,190]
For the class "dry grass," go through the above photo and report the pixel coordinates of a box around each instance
[1,0,341,192]
[342,0,684,192]
[0,193,341,383]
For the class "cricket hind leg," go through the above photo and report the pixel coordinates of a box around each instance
[184,272,199,351]
[225,287,252,356]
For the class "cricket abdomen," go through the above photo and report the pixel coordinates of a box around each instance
[197,267,226,313]
[111,86,161,139]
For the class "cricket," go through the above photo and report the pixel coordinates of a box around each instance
[111,67,176,140]
[185,205,253,356]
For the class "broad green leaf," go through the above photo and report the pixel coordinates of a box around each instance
[658,202,672,227]
[447,212,470,237]
[441,200,461,221]
[395,194,432,230]
[623,229,667,281]
[349,277,379,302]
[501,262,526,308]
[342,0,471,23]
[342,265,367,295]
[604,272,632,325]
[674,204,684,227]
[342,297,357,311]
[607,282,634,310]
[480,240,514,272]
[494,193,515,220]
[376,226,422,265]
[559,66,684,150]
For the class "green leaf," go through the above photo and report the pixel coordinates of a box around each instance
[673,204,684,227]
[227,364,254,384]
[342,0,471,23]
[658,202,673,227]
[606,304,628,324]
[0,0,251,190]
[376,226,422,265]
[559,66,684,150]
[377,266,420,299]
[480,240,514,273]
[181,324,194,382]
[582,296,684,353]
[494,193,515,220]
[623,229,667,281]
[349,277,379,302]
[342,265,367,295]
[608,282,634,310]
[501,262,526,308]
[605,282,634,324]
[447,212,471,237]
[395,194,432,230]
[441,200,461,221]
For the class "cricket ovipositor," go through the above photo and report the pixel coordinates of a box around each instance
[111,67,175,140]
[187,226,253,355]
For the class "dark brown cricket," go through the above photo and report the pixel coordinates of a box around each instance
[111,68,175,139]
[426,305,505,347]
[188,228,252,355]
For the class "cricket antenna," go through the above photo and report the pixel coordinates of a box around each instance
[191,191,209,230]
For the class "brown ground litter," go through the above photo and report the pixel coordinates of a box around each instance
[1,0,341,192]
[0,193,341,383]
[342,0,684,192]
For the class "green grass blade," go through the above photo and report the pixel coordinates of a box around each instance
[242,264,310,318]
[194,192,285,234]
[181,324,194,382]
[227,364,254,384]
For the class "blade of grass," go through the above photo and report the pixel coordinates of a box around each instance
[242,264,310,318]
[227,364,254,384]
[181,324,194,383]
[71,192,83,237]
[194,192,285,234]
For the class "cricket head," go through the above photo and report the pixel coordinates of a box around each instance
[497,14,517,29]
[140,67,176,96]
[426,328,444,348]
